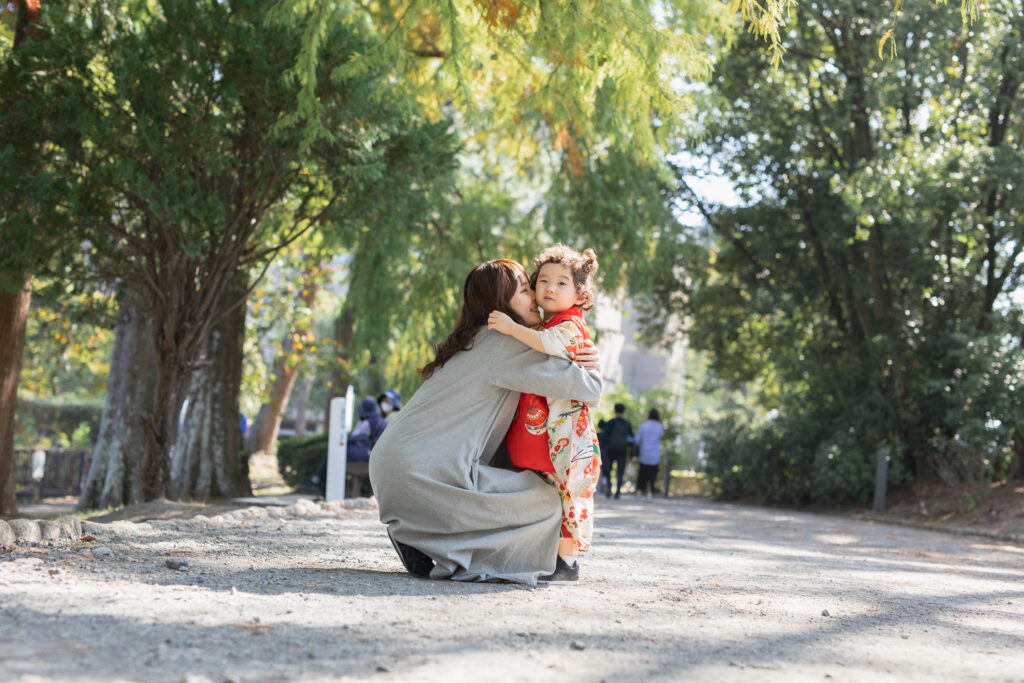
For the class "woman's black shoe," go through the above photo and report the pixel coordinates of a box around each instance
[538,557,579,585]
[386,527,434,578]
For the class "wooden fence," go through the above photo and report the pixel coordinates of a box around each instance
[13,448,91,501]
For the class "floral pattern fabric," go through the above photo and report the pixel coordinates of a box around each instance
[533,307,601,552]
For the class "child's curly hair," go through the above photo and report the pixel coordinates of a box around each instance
[530,244,599,311]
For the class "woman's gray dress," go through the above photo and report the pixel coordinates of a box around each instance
[369,329,603,585]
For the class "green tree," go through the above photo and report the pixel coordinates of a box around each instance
[244,245,329,457]
[657,0,1024,504]
[12,0,456,503]
[17,281,116,401]
[285,0,732,397]
[295,0,729,162]
[0,0,70,516]
[318,143,679,405]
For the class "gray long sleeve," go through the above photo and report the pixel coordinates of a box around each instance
[487,332,603,402]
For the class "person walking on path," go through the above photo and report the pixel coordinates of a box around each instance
[634,408,665,501]
[369,259,603,585]
[600,404,633,499]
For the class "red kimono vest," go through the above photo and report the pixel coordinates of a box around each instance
[505,307,589,473]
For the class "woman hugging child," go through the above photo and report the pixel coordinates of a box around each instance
[487,244,601,584]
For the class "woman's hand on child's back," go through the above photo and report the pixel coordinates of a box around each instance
[488,310,515,335]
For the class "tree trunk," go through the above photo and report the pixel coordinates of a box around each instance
[78,296,155,511]
[293,376,313,438]
[245,272,321,455]
[141,317,191,500]
[169,278,251,501]
[0,278,32,517]
[245,356,299,455]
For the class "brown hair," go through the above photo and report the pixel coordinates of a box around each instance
[421,259,529,379]
[530,244,599,310]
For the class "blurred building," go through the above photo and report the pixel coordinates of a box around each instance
[593,298,687,412]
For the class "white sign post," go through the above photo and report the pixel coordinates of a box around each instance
[325,385,355,501]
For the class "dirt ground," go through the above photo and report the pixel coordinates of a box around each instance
[869,480,1024,541]
[2,490,1023,682]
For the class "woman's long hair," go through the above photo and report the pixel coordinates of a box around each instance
[421,259,528,379]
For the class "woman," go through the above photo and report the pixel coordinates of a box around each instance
[634,408,665,501]
[369,259,603,585]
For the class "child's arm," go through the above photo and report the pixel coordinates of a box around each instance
[488,311,580,361]
[487,311,547,354]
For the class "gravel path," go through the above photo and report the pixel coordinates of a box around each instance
[2,495,1023,682]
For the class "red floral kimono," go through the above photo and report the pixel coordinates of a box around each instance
[505,306,601,552]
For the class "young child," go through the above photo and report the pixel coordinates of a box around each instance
[487,244,601,581]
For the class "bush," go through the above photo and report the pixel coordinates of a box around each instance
[703,414,811,505]
[702,412,912,507]
[276,434,328,486]
[15,399,103,449]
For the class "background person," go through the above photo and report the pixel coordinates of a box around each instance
[306,396,386,496]
[377,389,401,423]
[634,408,665,501]
[346,397,388,463]
[600,403,633,500]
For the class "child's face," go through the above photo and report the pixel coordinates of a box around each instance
[535,263,583,317]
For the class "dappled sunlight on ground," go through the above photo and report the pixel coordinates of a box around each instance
[3,495,1023,681]
[813,533,860,545]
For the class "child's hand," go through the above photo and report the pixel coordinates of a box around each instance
[488,310,515,335]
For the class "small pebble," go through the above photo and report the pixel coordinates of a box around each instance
[570,640,586,651]
[165,558,189,570]
[821,609,830,617]
[178,674,214,683]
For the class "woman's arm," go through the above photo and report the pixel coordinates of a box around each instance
[486,333,603,403]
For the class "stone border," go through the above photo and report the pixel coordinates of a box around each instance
[0,516,82,546]
[0,497,378,547]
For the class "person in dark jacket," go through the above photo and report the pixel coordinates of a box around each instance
[307,396,387,494]
[600,403,634,500]
[346,397,388,462]
[596,419,608,495]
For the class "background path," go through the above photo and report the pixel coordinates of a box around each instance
[2,495,1022,682]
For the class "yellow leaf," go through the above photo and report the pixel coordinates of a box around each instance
[878,28,897,60]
